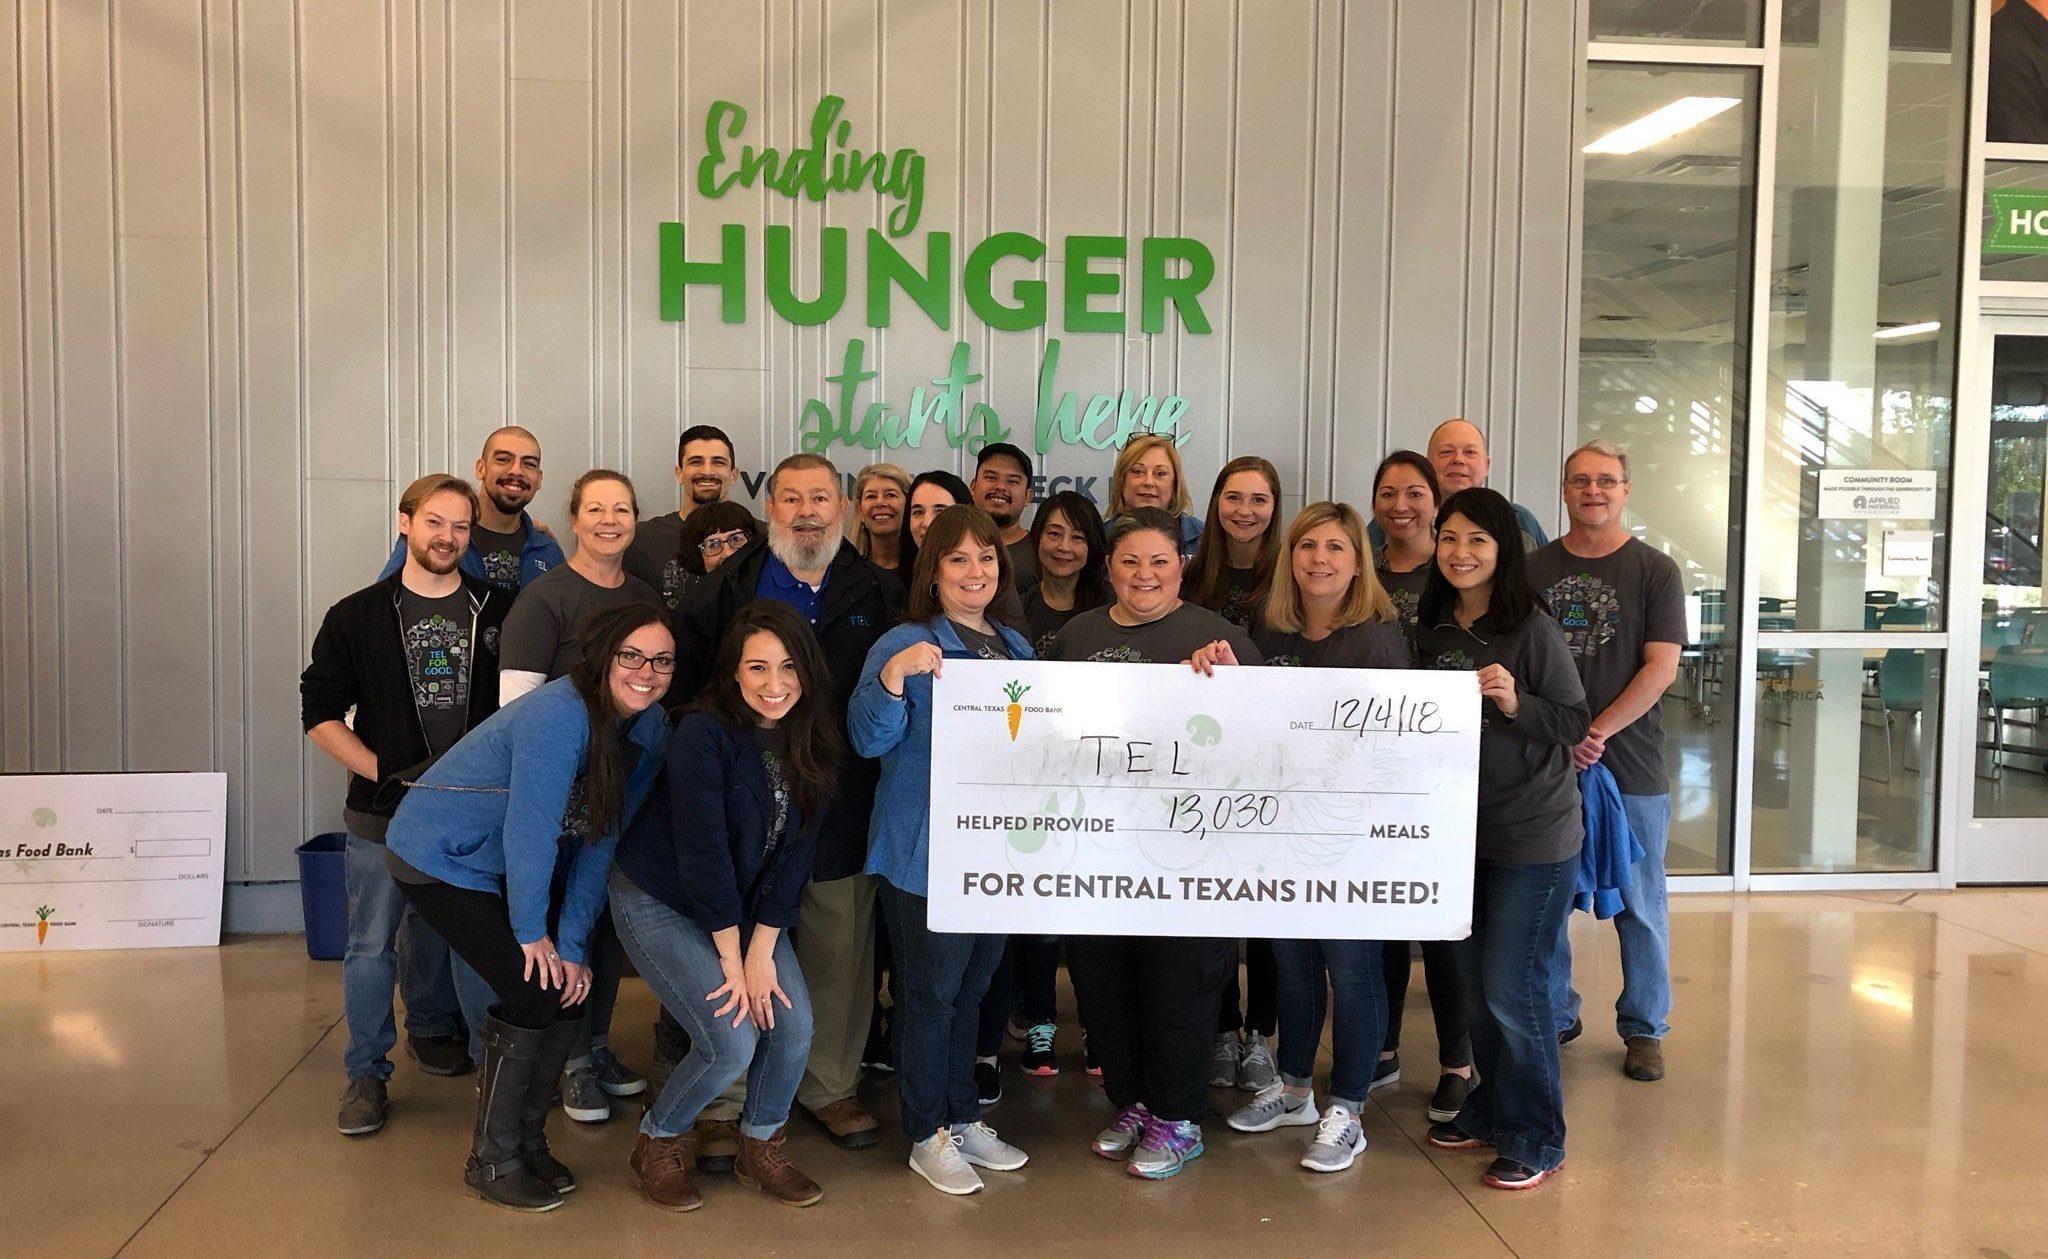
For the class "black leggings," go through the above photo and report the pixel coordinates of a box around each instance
[1010,935,1062,1027]
[398,877,577,1030]
[1217,938,1277,1037]
[1381,939,1473,1069]
[1068,934,1236,1123]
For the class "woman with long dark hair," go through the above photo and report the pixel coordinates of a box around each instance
[1052,508,1261,1181]
[1416,487,1588,1192]
[386,603,673,1211]
[1223,502,1406,1173]
[1369,450,1473,1122]
[849,505,1036,1196]
[901,469,972,578]
[611,600,842,1212]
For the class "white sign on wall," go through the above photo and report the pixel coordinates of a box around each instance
[1882,529,1935,579]
[1816,470,1938,520]
[1,772,227,952]
[926,660,1480,940]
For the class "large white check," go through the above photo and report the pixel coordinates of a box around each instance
[927,660,1479,940]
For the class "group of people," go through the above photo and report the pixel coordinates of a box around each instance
[300,415,1684,1213]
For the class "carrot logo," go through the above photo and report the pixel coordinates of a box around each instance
[35,904,54,945]
[1000,680,1030,740]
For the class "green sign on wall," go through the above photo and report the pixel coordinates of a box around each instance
[1985,188,2048,254]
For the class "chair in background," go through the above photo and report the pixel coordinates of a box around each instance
[1875,649,1927,779]
[1986,646,2048,780]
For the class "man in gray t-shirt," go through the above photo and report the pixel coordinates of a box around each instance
[1526,441,1684,1085]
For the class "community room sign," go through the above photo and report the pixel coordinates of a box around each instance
[658,96,1217,457]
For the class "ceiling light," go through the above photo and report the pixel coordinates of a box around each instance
[1584,96,1742,155]
[1873,321,1940,341]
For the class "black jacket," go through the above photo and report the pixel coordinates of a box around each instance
[300,571,508,827]
[672,536,903,880]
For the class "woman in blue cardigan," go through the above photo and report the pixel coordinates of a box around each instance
[387,603,671,1212]
[849,505,1035,1197]
[611,600,842,1213]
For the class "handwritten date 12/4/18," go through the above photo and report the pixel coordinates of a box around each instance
[1297,694,1445,737]
[1167,791,1280,840]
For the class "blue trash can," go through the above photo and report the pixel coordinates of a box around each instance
[297,832,349,961]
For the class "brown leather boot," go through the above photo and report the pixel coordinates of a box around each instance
[736,1127,823,1207]
[629,1130,703,1211]
[695,1116,741,1173]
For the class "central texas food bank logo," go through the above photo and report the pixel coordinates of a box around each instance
[1000,681,1031,741]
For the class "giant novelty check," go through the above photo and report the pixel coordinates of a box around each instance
[927,660,1480,939]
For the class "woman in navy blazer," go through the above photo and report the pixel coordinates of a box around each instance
[610,600,842,1213]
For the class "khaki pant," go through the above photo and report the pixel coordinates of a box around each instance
[700,872,876,1120]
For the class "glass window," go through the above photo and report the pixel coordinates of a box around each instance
[1591,0,1762,46]
[1750,646,1941,873]
[1756,13,1966,633]
[1975,336,2048,819]
[1579,64,1757,876]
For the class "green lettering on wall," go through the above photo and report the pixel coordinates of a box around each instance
[866,230,952,329]
[658,222,747,324]
[1064,236,1126,333]
[965,232,1047,331]
[764,225,846,325]
[1141,237,1215,334]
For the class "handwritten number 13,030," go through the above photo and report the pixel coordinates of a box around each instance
[1167,792,1279,840]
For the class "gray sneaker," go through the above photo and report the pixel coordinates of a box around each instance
[590,1046,647,1098]
[337,1076,387,1136]
[909,1130,983,1195]
[1091,1104,1151,1159]
[953,1121,1028,1171]
[1227,1083,1320,1133]
[1207,1032,1243,1087]
[560,1066,610,1123]
[1237,1032,1277,1092]
[1300,1104,1365,1173]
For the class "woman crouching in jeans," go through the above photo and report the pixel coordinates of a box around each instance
[610,600,841,1212]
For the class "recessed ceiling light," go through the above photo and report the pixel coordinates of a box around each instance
[1585,96,1742,155]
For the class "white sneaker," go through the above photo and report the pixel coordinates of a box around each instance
[953,1120,1029,1171]
[1226,1082,1320,1133]
[1238,1032,1277,1092]
[1207,1032,1243,1087]
[1300,1104,1365,1173]
[909,1129,983,1195]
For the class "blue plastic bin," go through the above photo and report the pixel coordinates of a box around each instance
[297,832,349,961]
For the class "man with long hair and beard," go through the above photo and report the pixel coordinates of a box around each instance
[670,453,904,1158]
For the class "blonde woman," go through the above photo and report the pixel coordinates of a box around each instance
[1226,502,1408,1175]
[848,463,912,573]
[1106,434,1202,557]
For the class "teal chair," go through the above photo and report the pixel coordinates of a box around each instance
[1987,646,2048,778]
[1877,649,1927,778]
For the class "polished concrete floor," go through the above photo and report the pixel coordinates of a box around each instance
[10,890,2048,1258]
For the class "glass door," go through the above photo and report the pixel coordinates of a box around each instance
[1960,326,2048,883]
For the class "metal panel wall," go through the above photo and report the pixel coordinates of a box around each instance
[0,0,1584,893]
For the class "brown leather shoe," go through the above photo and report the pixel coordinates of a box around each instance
[1623,1036,1666,1082]
[806,1098,880,1149]
[695,1116,740,1173]
[629,1131,703,1211]
[736,1127,823,1207]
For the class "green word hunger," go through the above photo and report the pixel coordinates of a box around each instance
[657,224,1216,336]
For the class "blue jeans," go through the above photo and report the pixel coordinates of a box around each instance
[1453,854,1574,1172]
[878,882,1006,1142]
[342,833,479,1080]
[1552,793,1672,1041]
[1273,938,1386,1112]
[609,875,812,1141]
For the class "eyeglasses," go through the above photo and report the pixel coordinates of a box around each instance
[1566,475,1627,491]
[614,648,677,674]
[699,531,750,556]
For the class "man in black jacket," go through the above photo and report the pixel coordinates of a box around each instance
[671,452,903,1155]
[302,474,511,1138]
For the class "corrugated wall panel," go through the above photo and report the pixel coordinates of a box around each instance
[0,0,1584,898]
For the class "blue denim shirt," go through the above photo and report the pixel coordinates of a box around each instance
[849,615,1035,897]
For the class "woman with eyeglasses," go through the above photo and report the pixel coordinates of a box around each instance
[849,463,912,573]
[498,469,664,1124]
[670,501,759,611]
[611,600,842,1212]
[386,603,673,1211]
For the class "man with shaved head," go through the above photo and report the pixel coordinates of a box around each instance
[380,426,566,593]
[1425,419,1549,551]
